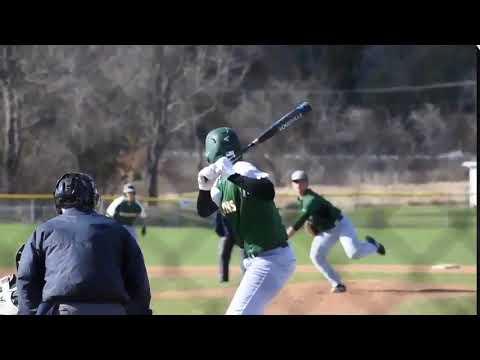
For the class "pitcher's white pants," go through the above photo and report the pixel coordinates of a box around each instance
[310,216,377,287]
[226,246,296,315]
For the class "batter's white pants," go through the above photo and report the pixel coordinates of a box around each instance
[123,225,139,243]
[225,245,296,315]
[310,216,377,288]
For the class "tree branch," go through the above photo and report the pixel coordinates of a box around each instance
[167,103,217,135]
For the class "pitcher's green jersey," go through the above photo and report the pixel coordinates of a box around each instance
[296,189,342,232]
[215,177,288,257]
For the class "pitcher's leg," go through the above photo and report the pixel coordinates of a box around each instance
[310,234,343,288]
[338,217,378,260]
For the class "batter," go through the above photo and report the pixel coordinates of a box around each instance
[197,127,296,315]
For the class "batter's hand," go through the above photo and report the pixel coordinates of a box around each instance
[198,164,220,191]
[214,157,236,179]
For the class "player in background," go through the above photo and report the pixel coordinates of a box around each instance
[286,170,386,293]
[215,211,246,283]
[197,127,296,315]
[106,183,147,243]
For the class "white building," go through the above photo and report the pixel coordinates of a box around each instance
[462,162,477,208]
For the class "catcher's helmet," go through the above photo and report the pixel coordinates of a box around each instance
[205,127,242,164]
[53,172,99,214]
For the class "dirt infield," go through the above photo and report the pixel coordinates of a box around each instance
[152,280,476,315]
[146,264,476,314]
[266,280,475,315]
[2,263,475,314]
[146,264,477,278]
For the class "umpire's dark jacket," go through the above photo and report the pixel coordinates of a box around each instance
[17,208,151,315]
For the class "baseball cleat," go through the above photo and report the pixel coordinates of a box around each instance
[366,236,386,256]
[331,284,347,293]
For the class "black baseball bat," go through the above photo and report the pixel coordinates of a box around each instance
[201,101,312,182]
[231,101,312,162]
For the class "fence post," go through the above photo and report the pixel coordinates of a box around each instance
[30,199,35,224]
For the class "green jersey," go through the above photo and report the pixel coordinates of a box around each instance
[293,189,343,233]
[213,162,288,257]
[106,196,147,226]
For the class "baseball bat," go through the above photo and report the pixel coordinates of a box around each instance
[231,101,312,162]
[201,101,312,183]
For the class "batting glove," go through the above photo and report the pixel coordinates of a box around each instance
[214,157,236,179]
[198,164,220,191]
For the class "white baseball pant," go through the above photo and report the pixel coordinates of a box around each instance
[225,245,296,315]
[310,216,377,287]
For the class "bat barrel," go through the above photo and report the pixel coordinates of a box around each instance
[296,101,312,114]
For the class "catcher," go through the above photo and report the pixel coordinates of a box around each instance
[0,244,24,315]
[286,170,386,293]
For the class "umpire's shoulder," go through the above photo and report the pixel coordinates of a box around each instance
[93,213,132,236]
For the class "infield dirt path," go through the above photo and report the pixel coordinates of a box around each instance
[146,264,477,278]
[2,264,475,314]
[152,280,476,315]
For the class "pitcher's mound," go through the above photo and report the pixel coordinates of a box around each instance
[266,280,475,315]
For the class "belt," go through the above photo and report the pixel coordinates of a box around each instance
[247,242,289,259]
[321,215,344,233]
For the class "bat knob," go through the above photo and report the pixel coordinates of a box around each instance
[296,102,312,114]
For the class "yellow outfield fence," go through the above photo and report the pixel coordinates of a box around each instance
[0,190,472,226]
[0,191,468,200]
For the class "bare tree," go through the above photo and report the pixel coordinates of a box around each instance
[0,46,23,192]
[0,45,60,193]
[137,45,259,198]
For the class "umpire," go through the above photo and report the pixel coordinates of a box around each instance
[16,172,152,315]
[215,212,245,283]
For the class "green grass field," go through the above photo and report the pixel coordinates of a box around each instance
[390,296,477,315]
[0,205,476,315]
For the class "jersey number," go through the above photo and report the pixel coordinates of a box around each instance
[221,200,237,214]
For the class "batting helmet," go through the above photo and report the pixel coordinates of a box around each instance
[53,172,99,214]
[205,127,242,164]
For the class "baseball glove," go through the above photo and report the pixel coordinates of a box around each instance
[305,220,320,237]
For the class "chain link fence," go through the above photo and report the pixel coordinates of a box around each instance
[0,191,476,315]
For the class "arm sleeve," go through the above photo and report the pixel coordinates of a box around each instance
[106,197,123,218]
[138,202,147,219]
[16,230,45,315]
[227,174,275,201]
[122,231,152,315]
[197,190,219,218]
[292,211,311,231]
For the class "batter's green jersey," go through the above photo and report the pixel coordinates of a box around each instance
[216,178,288,257]
[294,189,343,232]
